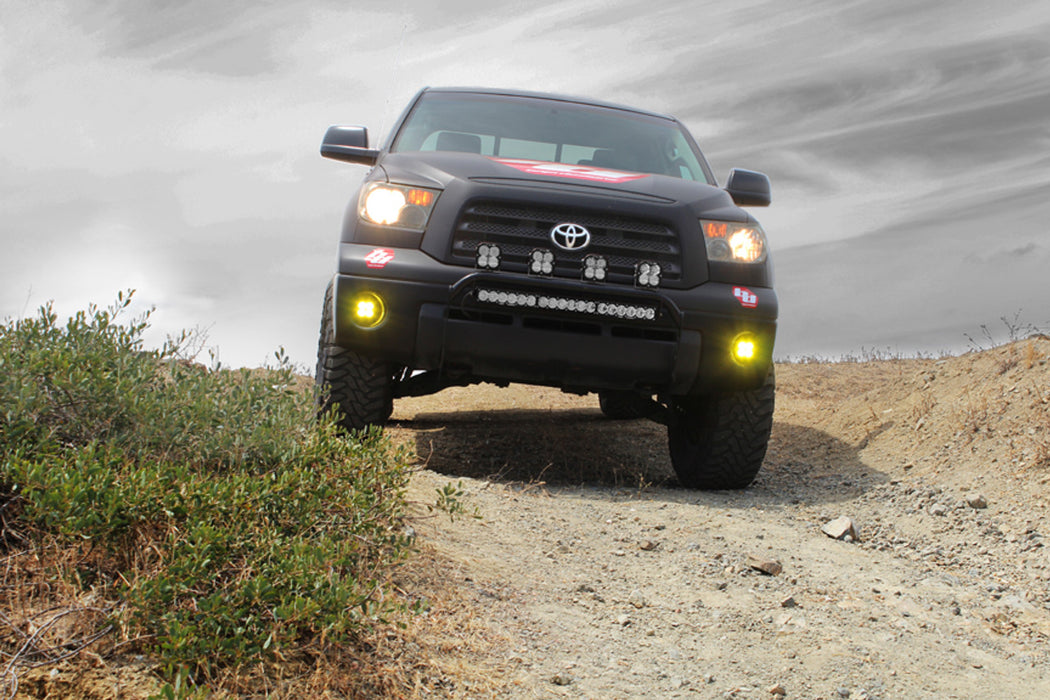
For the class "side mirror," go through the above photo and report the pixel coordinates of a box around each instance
[321,126,380,165]
[725,168,771,207]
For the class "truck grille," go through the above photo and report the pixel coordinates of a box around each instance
[450,202,682,284]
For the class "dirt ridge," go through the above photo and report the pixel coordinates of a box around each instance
[394,338,1050,699]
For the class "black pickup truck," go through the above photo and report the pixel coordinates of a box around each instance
[316,87,777,489]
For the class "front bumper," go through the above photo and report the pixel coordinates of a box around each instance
[332,244,777,395]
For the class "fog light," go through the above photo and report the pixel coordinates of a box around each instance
[350,292,386,328]
[731,334,757,364]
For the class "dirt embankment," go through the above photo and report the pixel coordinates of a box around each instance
[390,338,1050,699]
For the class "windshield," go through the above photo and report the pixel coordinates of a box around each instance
[390,92,714,183]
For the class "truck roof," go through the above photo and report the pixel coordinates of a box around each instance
[420,86,677,122]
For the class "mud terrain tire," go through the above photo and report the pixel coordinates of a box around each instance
[315,283,394,432]
[667,366,775,489]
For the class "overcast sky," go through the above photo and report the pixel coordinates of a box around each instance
[2,0,1048,367]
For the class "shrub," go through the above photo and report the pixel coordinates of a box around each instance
[0,293,414,686]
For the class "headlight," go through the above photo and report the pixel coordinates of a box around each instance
[701,220,768,264]
[358,182,440,230]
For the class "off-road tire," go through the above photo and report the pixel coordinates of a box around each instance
[598,391,648,420]
[667,366,775,489]
[315,283,395,432]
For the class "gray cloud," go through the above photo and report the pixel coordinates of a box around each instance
[65,0,289,75]
[774,209,1050,358]
[3,0,1049,366]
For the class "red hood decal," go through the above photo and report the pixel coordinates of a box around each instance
[489,157,651,184]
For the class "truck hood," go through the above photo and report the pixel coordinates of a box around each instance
[378,151,734,209]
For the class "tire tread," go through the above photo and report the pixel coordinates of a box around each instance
[314,283,393,432]
[668,367,775,489]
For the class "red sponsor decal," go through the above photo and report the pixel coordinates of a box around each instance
[364,248,395,269]
[733,286,758,308]
[490,157,650,184]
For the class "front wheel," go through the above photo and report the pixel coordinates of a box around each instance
[315,283,395,432]
[667,366,775,490]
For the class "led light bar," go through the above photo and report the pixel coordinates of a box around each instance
[475,288,657,321]
[635,261,661,288]
[529,248,554,275]
[582,255,608,281]
[476,243,501,269]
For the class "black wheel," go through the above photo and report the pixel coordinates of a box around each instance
[667,366,775,490]
[598,391,648,420]
[315,282,395,432]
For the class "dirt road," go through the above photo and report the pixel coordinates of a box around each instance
[390,339,1050,699]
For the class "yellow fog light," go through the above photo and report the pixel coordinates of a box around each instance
[732,334,757,364]
[350,292,386,328]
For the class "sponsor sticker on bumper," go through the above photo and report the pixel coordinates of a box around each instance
[733,286,758,308]
[364,248,395,269]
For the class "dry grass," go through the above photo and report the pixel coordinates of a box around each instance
[910,392,937,432]
[0,542,128,699]
[960,390,991,438]
[203,544,517,699]
[0,537,514,699]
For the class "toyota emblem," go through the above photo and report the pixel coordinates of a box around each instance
[550,223,591,251]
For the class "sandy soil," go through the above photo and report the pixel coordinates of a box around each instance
[391,337,1050,699]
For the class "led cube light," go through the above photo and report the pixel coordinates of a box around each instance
[348,291,386,329]
[476,243,501,269]
[529,249,555,275]
[731,333,759,365]
[635,261,661,287]
[582,255,608,281]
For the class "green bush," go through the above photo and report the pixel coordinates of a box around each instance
[0,293,414,683]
